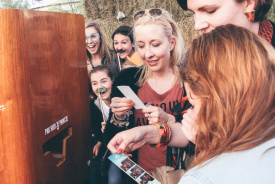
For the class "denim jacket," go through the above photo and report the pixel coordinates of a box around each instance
[179,138,275,184]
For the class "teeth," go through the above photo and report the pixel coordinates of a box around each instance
[88,45,95,48]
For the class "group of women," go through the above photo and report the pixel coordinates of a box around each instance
[85,23,139,183]
[85,0,275,183]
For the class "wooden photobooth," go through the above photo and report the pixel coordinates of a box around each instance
[0,9,92,183]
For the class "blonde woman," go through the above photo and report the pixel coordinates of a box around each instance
[104,9,190,174]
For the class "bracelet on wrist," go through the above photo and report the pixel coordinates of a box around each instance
[111,113,129,127]
[114,114,127,121]
[150,122,171,147]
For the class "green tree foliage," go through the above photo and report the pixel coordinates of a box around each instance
[0,0,29,9]
[47,0,86,18]
[268,2,275,23]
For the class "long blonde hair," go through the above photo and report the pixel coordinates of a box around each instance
[85,21,111,65]
[133,9,186,86]
[181,24,275,167]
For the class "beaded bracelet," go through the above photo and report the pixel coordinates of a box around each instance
[150,122,171,147]
[111,113,129,127]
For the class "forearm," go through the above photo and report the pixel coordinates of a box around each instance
[142,122,189,147]
[140,125,160,145]
[167,123,189,147]
[143,122,189,147]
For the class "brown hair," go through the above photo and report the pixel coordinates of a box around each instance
[181,24,275,167]
[236,0,273,21]
[85,21,111,65]
[89,65,114,100]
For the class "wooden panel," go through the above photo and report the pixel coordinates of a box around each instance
[0,9,92,184]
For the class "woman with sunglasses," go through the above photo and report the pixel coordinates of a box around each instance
[85,22,121,77]
[104,8,190,174]
[108,24,275,184]
[177,0,274,46]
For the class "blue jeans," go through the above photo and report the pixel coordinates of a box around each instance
[108,162,122,184]
[84,155,102,184]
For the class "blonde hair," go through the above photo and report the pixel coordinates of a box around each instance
[133,9,186,86]
[181,24,275,167]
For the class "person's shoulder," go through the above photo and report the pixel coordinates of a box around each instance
[179,171,212,184]
[121,66,142,76]
[267,20,275,47]
[111,66,143,97]
[114,66,143,84]
[90,98,100,111]
[182,139,275,184]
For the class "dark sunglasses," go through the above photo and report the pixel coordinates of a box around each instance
[133,8,162,22]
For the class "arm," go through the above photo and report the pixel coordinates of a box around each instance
[142,105,176,124]
[168,123,189,147]
[107,122,189,154]
[178,174,204,184]
[107,125,159,154]
[104,67,141,145]
[93,141,102,157]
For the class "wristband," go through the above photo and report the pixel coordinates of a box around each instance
[150,122,171,147]
[111,113,129,128]
[114,114,127,121]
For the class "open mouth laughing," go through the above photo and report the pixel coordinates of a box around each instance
[88,44,96,49]
[96,88,107,94]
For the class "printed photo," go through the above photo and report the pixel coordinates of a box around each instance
[120,158,135,171]
[129,165,144,180]
[139,173,154,184]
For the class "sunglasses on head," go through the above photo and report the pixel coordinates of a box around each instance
[133,8,162,22]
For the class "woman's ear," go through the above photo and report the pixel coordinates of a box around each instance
[170,37,176,51]
[245,0,256,12]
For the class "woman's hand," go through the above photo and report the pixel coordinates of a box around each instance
[142,105,175,124]
[93,141,102,158]
[181,108,197,144]
[107,125,159,154]
[110,97,133,118]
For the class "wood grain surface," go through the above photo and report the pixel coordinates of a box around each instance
[0,9,92,184]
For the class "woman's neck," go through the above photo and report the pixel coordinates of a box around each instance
[128,50,135,58]
[148,67,176,94]
[151,67,174,79]
[251,22,260,34]
[103,99,110,107]
[91,54,102,67]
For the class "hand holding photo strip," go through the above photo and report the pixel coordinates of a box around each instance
[108,152,161,184]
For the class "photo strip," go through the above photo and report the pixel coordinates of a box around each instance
[108,152,161,184]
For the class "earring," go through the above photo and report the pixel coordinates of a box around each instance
[245,10,255,22]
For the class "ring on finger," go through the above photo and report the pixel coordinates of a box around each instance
[114,102,118,108]
[147,113,151,118]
